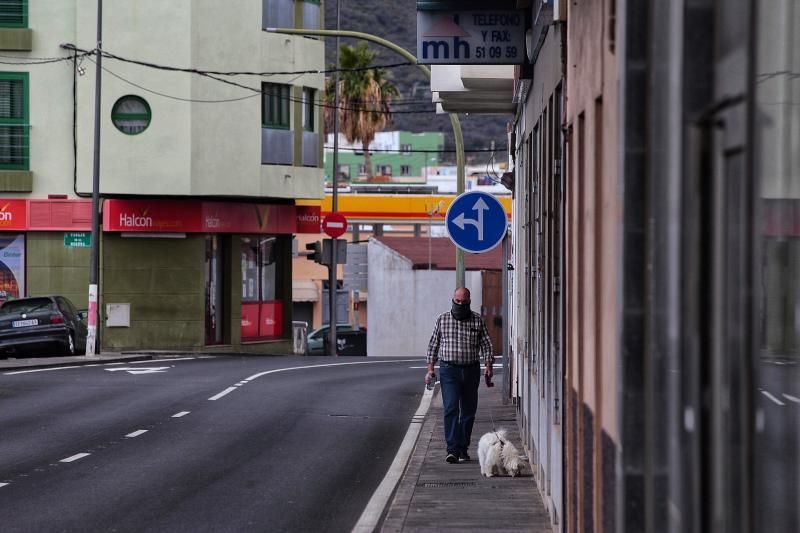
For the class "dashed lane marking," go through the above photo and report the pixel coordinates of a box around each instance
[760,390,786,406]
[60,453,91,463]
[0,483,8,488]
[782,393,800,404]
[125,430,148,438]
[208,387,237,401]
[172,411,190,418]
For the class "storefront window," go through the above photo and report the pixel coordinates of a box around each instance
[240,236,283,340]
[754,2,800,529]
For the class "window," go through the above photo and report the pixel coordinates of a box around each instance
[0,72,28,170]
[262,0,294,29]
[358,164,367,175]
[377,165,392,176]
[0,0,27,28]
[401,143,412,154]
[400,165,411,176]
[111,95,151,135]
[262,83,290,129]
[240,236,284,340]
[301,0,321,30]
[302,87,315,131]
[336,164,350,181]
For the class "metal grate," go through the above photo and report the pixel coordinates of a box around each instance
[418,481,477,488]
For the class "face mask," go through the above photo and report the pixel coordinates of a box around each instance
[451,299,471,321]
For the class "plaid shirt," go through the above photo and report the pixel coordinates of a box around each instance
[426,310,494,366]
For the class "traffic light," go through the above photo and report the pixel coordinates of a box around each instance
[305,241,322,264]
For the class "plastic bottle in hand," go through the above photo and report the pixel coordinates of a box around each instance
[426,372,436,390]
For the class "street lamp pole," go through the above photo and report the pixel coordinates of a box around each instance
[86,0,103,356]
[264,26,467,288]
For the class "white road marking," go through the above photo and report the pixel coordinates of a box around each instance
[4,366,84,375]
[782,393,800,404]
[0,482,8,488]
[243,359,420,383]
[60,453,90,463]
[353,384,435,533]
[105,367,170,375]
[172,411,190,418]
[760,390,786,406]
[206,360,420,403]
[208,387,237,401]
[125,430,148,438]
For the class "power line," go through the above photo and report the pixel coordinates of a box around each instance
[62,44,415,77]
[324,145,507,154]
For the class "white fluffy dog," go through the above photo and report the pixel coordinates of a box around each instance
[477,428,525,477]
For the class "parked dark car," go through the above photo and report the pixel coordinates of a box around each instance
[0,296,88,357]
[307,324,367,355]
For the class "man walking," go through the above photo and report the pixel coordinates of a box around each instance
[425,287,494,463]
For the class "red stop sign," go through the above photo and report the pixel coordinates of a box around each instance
[322,213,348,238]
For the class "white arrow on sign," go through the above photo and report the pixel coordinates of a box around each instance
[452,197,489,241]
[105,367,170,375]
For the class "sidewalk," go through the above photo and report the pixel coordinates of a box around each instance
[379,381,551,532]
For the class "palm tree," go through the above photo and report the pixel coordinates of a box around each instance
[325,43,399,183]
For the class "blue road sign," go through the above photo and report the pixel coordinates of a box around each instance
[445,191,508,253]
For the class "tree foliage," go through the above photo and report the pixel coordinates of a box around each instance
[325,43,399,181]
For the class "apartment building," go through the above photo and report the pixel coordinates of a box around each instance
[0,0,325,352]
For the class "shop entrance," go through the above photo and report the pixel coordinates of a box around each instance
[240,235,283,340]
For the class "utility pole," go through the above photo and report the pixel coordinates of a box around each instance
[86,0,103,356]
[328,0,341,357]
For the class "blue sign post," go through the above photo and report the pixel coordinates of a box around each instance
[445,191,508,253]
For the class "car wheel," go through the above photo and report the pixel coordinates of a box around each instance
[66,332,76,356]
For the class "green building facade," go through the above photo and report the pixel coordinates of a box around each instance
[325,131,444,184]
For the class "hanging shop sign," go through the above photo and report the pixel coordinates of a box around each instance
[417,9,526,64]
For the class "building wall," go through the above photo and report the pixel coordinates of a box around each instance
[100,234,206,350]
[325,131,444,182]
[564,1,619,532]
[69,0,324,199]
[367,238,482,357]
[513,20,566,529]
[26,232,90,306]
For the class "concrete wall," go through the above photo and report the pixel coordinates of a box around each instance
[367,238,482,357]
[66,0,324,199]
[26,232,90,306]
[100,234,206,351]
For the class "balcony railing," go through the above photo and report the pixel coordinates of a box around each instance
[261,128,293,166]
[301,131,318,167]
[0,123,29,169]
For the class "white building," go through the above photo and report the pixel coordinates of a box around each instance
[0,1,325,352]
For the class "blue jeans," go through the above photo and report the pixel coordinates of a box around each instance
[439,361,481,455]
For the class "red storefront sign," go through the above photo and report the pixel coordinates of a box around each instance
[0,199,319,234]
[241,301,284,339]
[296,205,321,233]
[103,199,303,234]
[0,200,28,231]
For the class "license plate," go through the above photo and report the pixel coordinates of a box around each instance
[12,319,38,327]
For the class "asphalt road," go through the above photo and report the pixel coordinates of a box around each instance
[0,355,426,533]
[755,357,800,532]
